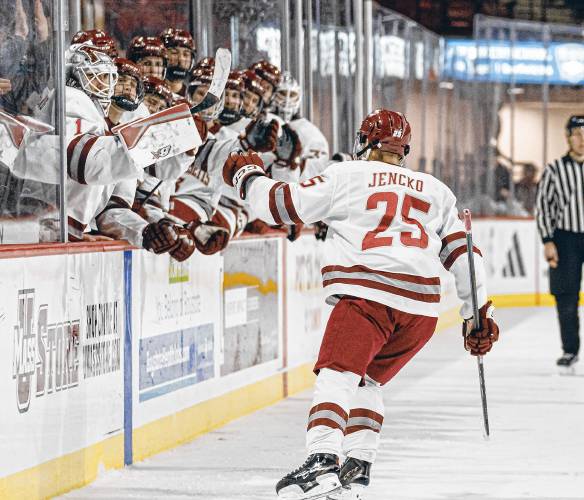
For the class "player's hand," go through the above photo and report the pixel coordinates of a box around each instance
[544,241,558,269]
[142,218,180,254]
[462,301,500,356]
[188,220,229,255]
[169,226,196,262]
[0,78,12,95]
[275,124,302,168]
[241,118,279,153]
[223,151,266,199]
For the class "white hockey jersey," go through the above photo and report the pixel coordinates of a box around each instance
[244,159,487,318]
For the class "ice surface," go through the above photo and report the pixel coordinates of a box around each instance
[60,307,584,499]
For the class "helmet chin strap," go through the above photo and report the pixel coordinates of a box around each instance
[355,139,380,159]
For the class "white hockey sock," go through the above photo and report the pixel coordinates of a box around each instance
[306,368,361,457]
[342,376,384,463]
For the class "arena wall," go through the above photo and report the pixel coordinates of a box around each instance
[0,220,573,499]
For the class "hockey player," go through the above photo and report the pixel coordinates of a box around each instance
[218,71,245,130]
[222,109,500,499]
[127,36,167,80]
[249,59,282,108]
[159,28,196,97]
[142,76,174,114]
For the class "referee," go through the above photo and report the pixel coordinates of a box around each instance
[536,115,584,370]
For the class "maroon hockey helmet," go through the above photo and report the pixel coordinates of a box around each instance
[249,59,282,88]
[225,71,245,94]
[194,57,215,71]
[159,28,196,51]
[71,29,118,58]
[127,36,167,63]
[242,69,264,99]
[142,76,173,107]
[354,109,411,160]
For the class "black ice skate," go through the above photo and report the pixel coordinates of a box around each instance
[557,353,579,375]
[276,453,341,499]
[327,457,371,500]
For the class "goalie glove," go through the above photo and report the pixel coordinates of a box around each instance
[240,117,279,153]
[274,124,303,169]
[462,301,500,356]
[142,218,181,254]
[223,151,266,199]
[168,226,197,262]
[187,220,230,255]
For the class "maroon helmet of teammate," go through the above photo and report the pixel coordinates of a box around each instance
[194,57,215,71]
[249,59,281,104]
[219,71,245,125]
[71,29,118,59]
[127,36,167,79]
[241,69,265,118]
[353,109,411,162]
[111,58,144,112]
[142,76,173,114]
[159,28,196,81]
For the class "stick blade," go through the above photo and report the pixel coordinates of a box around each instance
[190,47,232,114]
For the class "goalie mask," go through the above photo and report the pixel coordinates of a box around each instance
[111,58,144,112]
[66,43,118,114]
[127,36,167,79]
[71,29,118,59]
[219,71,245,125]
[143,76,173,114]
[159,28,196,82]
[273,71,301,122]
[353,109,411,163]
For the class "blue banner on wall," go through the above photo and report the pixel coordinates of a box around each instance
[444,39,584,85]
[138,324,214,401]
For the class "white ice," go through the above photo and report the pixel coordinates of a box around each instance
[60,306,584,499]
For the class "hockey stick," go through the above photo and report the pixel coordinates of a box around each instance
[462,209,490,440]
[190,47,231,114]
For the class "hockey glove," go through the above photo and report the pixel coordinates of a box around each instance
[169,226,197,262]
[275,124,303,169]
[187,220,230,255]
[223,151,266,199]
[314,221,328,241]
[240,117,279,153]
[462,301,500,356]
[142,218,180,254]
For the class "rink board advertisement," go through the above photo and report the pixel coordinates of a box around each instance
[222,238,282,376]
[132,251,222,427]
[0,251,125,479]
[285,234,331,368]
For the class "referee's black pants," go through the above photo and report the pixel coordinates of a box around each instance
[549,230,584,356]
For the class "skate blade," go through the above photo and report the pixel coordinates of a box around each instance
[558,365,577,376]
[278,473,342,499]
[327,485,366,500]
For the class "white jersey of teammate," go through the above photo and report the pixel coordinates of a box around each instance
[224,116,250,135]
[172,131,241,223]
[244,159,487,318]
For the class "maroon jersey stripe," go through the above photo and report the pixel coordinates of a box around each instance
[321,264,440,286]
[322,277,440,303]
[282,184,303,224]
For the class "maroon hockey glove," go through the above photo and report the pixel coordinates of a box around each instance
[275,124,303,169]
[187,220,230,255]
[169,226,197,262]
[223,151,266,199]
[142,218,180,254]
[462,301,500,356]
[240,117,279,153]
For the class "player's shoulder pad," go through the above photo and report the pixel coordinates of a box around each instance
[65,86,105,125]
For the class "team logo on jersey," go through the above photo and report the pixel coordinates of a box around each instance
[151,144,171,160]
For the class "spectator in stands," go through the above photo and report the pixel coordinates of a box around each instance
[515,163,538,214]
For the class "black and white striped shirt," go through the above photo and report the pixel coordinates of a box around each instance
[536,154,584,242]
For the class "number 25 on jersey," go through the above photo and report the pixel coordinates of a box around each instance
[362,191,431,251]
